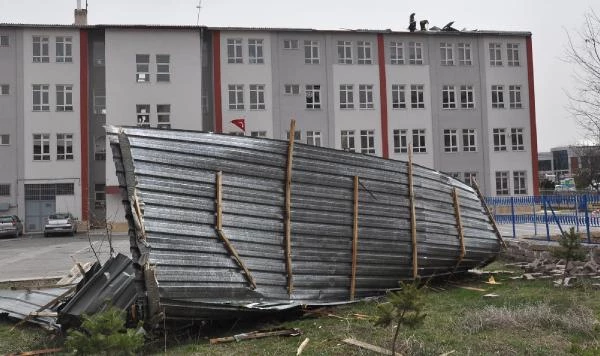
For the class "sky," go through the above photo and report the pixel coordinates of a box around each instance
[1,0,598,152]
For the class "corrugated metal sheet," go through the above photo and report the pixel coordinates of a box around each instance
[0,288,71,330]
[107,126,501,322]
[58,254,137,326]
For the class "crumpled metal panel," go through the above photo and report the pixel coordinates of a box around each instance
[107,126,501,321]
[58,253,137,326]
[0,288,70,330]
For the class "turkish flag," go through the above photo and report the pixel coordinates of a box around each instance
[231,118,245,132]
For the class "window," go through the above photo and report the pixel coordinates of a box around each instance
[493,128,507,151]
[286,131,302,141]
[249,84,265,110]
[412,129,426,153]
[393,129,408,153]
[94,136,106,160]
[0,35,8,47]
[32,84,50,111]
[0,184,9,196]
[0,134,9,145]
[227,39,243,63]
[511,128,525,151]
[358,84,374,109]
[306,131,321,146]
[32,36,49,62]
[495,171,509,195]
[0,84,8,95]
[443,129,458,152]
[56,183,75,195]
[33,134,50,161]
[229,132,245,136]
[448,172,461,180]
[304,40,320,64]
[156,54,170,82]
[507,43,520,66]
[390,41,404,64]
[491,85,505,108]
[360,130,375,154]
[136,54,150,82]
[442,85,456,109]
[284,84,300,95]
[136,104,150,127]
[56,133,74,160]
[410,84,425,108]
[228,84,244,110]
[157,104,171,129]
[93,88,106,115]
[513,171,527,195]
[248,39,264,64]
[391,84,406,109]
[94,184,106,208]
[460,85,474,109]
[283,39,298,49]
[462,129,477,152]
[408,42,423,64]
[489,43,502,66]
[440,42,453,65]
[56,85,73,111]
[250,131,267,137]
[458,43,472,65]
[357,41,372,64]
[305,84,321,109]
[339,84,354,109]
[509,85,522,108]
[55,36,72,63]
[337,40,352,64]
[464,172,477,186]
[341,130,355,152]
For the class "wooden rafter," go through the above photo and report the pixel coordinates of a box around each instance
[350,175,359,300]
[408,144,418,279]
[284,119,296,295]
[472,178,506,248]
[452,187,466,269]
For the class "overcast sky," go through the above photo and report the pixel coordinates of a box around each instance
[1,0,598,152]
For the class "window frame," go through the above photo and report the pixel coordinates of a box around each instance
[360,130,375,154]
[0,35,8,47]
[491,85,505,108]
[32,84,50,111]
[408,41,423,64]
[440,42,454,66]
[248,39,264,64]
[306,131,322,146]
[249,84,266,110]
[94,136,106,161]
[507,43,520,66]
[32,36,49,63]
[337,40,353,64]
[305,84,321,109]
[339,84,354,109]
[157,104,171,129]
[443,129,458,152]
[136,104,151,127]
[358,84,374,109]
[304,40,320,64]
[357,40,372,64]
[283,39,299,50]
[495,171,510,195]
[513,170,527,195]
[55,36,73,63]
[341,130,355,152]
[442,85,456,109]
[135,54,150,82]
[410,84,425,109]
[284,84,300,95]
[228,84,244,110]
[390,41,404,64]
[156,54,171,82]
[393,129,408,153]
[33,133,50,161]
[56,133,74,160]
[227,38,243,64]
[0,134,9,145]
[489,43,502,66]
[460,85,475,109]
[462,128,477,152]
[412,129,427,153]
[493,128,507,152]
[457,43,472,65]
[391,84,406,109]
[56,84,74,112]
[0,84,9,95]
[509,85,522,108]
[511,128,525,151]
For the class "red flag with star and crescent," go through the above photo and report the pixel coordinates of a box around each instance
[231,118,246,132]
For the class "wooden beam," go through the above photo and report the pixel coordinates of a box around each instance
[471,178,506,248]
[342,338,403,356]
[210,328,302,344]
[452,188,466,270]
[214,171,256,289]
[350,176,359,300]
[284,119,296,295]
[407,144,418,280]
[216,171,223,230]
[216,229,257,289]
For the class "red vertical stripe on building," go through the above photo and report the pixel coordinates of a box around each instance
[377,34,389,158]
[79,30,89,222]
[526,36,539,195]
[212,31,223,133]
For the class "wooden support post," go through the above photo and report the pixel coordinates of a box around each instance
[452,188,466,270]
[407,144,418,280]
[472,178,506,248]
[216,171,223,230]
[214,171,257,290]
[350,176,359,300]
[284,119,296,295]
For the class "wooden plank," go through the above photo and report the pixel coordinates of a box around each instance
[350,175,359,300]
[407,144,418,280]
[210,327,301,344]
[215,171,223,230]
[216,229,257,289]
[285,119,296,295]
[471,178,506,248]
[342,338,403,356]
[452,188,466,270]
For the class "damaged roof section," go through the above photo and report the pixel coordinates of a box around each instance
[0,287,72,330]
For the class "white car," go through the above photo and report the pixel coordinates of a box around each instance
[43,212,78,237]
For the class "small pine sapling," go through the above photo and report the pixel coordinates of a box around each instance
[552,227,587,286]
[374,280,427,355]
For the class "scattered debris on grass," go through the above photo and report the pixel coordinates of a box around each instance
[209,327,302,344]
[342,337,403,356]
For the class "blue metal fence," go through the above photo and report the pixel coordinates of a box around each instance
[485,194,600,243]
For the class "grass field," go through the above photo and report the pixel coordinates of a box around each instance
[2,261,600,355]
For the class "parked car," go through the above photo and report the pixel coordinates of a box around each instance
[0,215,23,238]
[43,213,78,237]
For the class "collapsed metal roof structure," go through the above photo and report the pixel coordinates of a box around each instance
[103,125,503,325]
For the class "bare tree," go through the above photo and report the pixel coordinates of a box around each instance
[566,10,600,143]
